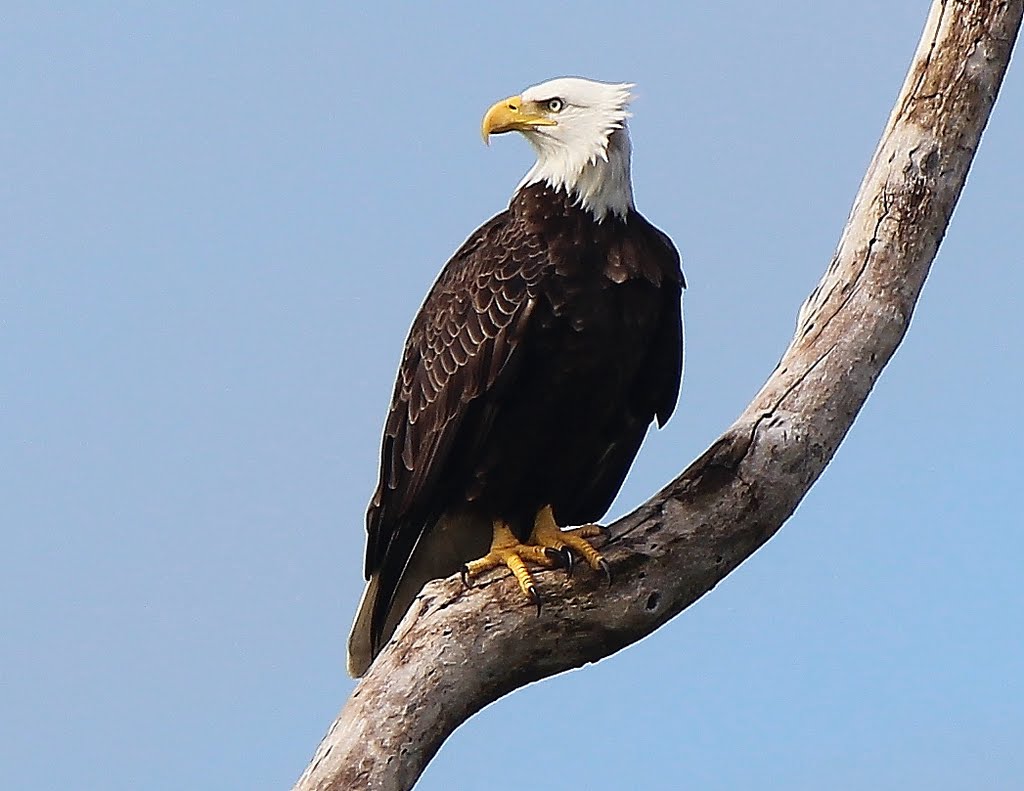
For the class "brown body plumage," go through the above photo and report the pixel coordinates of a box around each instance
[348,182,683,675]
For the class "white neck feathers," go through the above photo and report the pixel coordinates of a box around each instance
[519,127,634,221]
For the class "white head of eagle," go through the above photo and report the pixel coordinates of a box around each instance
[482,77,635,222]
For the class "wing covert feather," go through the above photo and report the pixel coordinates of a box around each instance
[365,213,541,576]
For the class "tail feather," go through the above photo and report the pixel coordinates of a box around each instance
[347,511,490,677]
[346,575,380,677]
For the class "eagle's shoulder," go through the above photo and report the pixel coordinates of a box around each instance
[398,207,545,419]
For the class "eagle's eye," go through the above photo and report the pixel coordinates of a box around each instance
[546,98,564,113]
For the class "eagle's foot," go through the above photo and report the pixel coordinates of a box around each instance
[531,506,611,584]
[461,520,561,614]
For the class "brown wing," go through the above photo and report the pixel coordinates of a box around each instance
[363,210,545,601]
[552,213,685,524]
[638,218,685,428]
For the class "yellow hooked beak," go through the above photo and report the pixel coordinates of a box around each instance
[481,95,558,144]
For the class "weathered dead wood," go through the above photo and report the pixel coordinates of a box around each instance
[295,3,1023,789]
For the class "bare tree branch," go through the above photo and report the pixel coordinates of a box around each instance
[295,3,1023,789]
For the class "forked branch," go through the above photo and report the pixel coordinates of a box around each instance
[295,3,1023,789]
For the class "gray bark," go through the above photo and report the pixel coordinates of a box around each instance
[294,2,1023,789]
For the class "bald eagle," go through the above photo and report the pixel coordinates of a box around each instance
[347,77,684,677]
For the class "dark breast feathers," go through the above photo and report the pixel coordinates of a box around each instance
[358,183,683,663]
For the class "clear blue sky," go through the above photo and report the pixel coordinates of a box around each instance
[4,3,1022,789]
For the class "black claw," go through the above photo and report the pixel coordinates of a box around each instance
[543,546,563,566]
[561,547,574,578]
[528,585,542,616]
[598,558,612,586]
[460,565,472,588]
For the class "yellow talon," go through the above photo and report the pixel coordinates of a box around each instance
[530,506,609,577]
[461,509,611,611]
[461,521,559,612]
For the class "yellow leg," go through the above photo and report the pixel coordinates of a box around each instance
[461,520,560,612]
[530,506,611,582]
